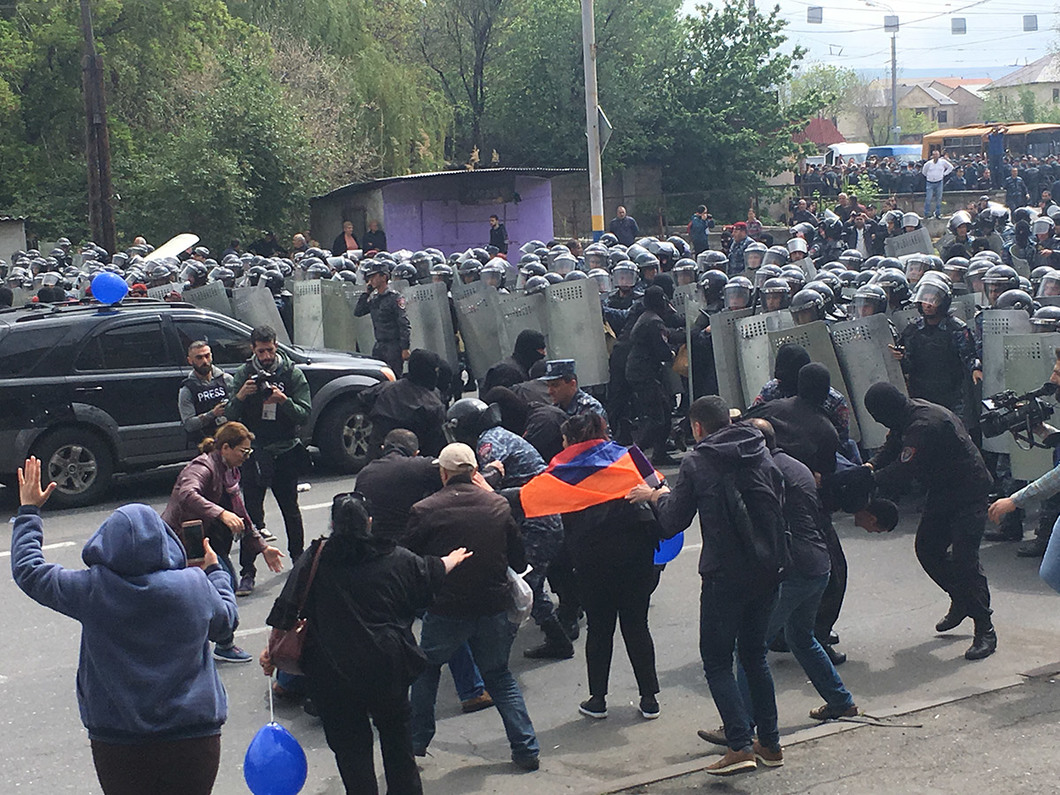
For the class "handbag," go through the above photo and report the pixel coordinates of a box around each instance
[267,540,326,676]
[672,344,689,377]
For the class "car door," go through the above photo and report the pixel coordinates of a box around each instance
[71,315,189,463]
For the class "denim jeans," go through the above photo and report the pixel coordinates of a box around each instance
[410,611,539,761]
[924,180,944,217]
[448,642,485,702]
[1040,513,1060,594]
[738,573,854,713]
[699,577,780,752]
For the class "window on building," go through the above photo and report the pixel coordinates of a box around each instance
[1053,88,1059,103]
[937,110,948,124]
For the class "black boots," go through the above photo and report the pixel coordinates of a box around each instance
[935,603,968,633]
[965,621,997,661]
[524,616,575,660]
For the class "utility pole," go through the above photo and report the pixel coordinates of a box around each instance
[890,33,898,144]
[580,0,604,242]
[79,0,116,252]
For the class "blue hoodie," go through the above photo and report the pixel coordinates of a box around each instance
[11,504,236,743]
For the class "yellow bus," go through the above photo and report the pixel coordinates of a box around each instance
[921,123,1060,160]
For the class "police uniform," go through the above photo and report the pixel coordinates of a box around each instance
[867,388,995,657]
[564,388,607,422]
[177,366,235,443]
[899,314,979,416]
[354,286,411,375]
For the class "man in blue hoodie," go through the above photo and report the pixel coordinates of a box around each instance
[629,396,786,775]
[11,456,236,795]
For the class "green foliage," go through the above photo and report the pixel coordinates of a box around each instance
[656,2,824,219]
[785,62,860,124]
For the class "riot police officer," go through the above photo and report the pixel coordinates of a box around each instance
[354,259,412,375]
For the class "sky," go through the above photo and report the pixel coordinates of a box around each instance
[681,0,1058,79]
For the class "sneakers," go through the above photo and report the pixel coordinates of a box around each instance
[810,702,859,721]
[1017,538,1048,558]
[704,747,757,776]
[512,755,540,771]
[579,695,608,719]
[935,606,967,633]
[639,694,660,720]
[259,527,278,544]
[461,692,494,713]
[213,645,252,663]
[752,739,784,768]
[697,726,727,746]
[235,575,255,597]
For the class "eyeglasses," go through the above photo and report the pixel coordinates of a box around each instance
[237,447,253,457]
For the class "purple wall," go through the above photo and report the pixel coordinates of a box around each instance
[381,176,555,253]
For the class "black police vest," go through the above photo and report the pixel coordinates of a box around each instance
[906,323,963,408]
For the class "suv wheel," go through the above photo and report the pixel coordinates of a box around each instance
[316,397,372,473]
[33,428,115,508]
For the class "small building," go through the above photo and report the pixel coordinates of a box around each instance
[985,54,1060,110]
[309,168,584,254]
[0,216,27,262]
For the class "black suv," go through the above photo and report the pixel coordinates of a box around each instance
[0,300,394,508]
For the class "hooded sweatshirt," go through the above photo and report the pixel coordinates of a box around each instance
[655,422,785,583]
[11,504,235,743]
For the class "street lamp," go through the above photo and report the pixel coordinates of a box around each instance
[863,0,900,144]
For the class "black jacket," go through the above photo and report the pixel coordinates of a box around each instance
[655,422,785,584]
[361,378,447,456]
[354,452,442,543]
[562,498,657,580]
[772,451,829,578]
[405,474,526,617]
[625,309,674,383]
[747,396,839,477]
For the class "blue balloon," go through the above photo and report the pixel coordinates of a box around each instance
[654,532,684,565]
[91,272,128,305]
[244,722,308,795]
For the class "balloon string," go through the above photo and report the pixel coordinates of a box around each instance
[269,672,275,724]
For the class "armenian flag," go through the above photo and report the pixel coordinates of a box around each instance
[520,439,663,519]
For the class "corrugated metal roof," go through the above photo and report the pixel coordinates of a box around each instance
[312,167,586,202]
[986,54,1060,89]
[0,216,27,222]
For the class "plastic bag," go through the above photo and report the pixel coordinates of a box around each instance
[506,565,533,627]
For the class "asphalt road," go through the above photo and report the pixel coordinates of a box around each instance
[2,462,1060,794]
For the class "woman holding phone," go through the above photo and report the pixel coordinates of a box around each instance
[11,457,237,795]
[162,421,284,663]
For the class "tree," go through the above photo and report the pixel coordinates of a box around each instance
[785,62,860,126]
[657,2,824,219]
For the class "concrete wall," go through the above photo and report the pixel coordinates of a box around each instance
[0,219,27,262]
[551,165,664,239]
[988,84,1060,109]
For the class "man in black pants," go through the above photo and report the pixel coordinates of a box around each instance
[227,325,312,594]
[864,382,997,660]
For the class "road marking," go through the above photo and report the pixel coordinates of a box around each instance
[0,541,76,558]
[235,626,270,639]
[301,501,332,512]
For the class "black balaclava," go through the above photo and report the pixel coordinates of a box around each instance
[643,285,667,314]
[864,381,912,429]
[773,343,811,392]
[512,329,547,372]
[797,362,831,405]
[406,349,440,390]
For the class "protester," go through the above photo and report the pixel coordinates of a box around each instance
[262,492,471,794]
[11,457,237,795]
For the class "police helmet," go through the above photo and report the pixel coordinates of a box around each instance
[949,210,972,232]
[471,247,490,265]
[208,266,236,288]
[943,256,970,280]
[744,241,768,271]
[1036,269,1060,298]
[587,268,611,294]
[761,277,792,310]
[552,252,578,276]
[994,289,1036,316]
[612,262,638,289]
[564,270,588,282]
[543,272,564,285]
[457,258,481,283]
[780,266,806,294]
[430,262,454,288]
[790,289,826,323]
[1031,305,1060,332]
[853,284,888,317]
[697,250,729,271]
[981,264,1020,304]
[599,232,619,248]
[584,244,609,270]
[838,249,864,271]
[392,262,419,284]
[804,280,835,311]
[672,258,698,286]
[361,258,391,279]
[901,212,921,229]
[786,236,809,256]
[753,264,782,290]
[699,269,728,305]
[520,261,547,278]
[723,275,753,310]
[762,245,788,269]
[1033,216,1056,237]
[525,275,550,295]
[912,275,953,316]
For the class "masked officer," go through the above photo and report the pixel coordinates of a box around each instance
[354,258,412,375]
[178,340,235,445]
[864,381,997,661]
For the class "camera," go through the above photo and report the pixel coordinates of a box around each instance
[980,382,1057,445]
[252,373,274,398]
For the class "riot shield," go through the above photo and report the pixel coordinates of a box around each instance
[954,293,979,317]
[544,280,609,387]
[182,281,233,318]
[10,287,30,308]
[147,284,176,300]
[830,314,905,449]
[452,281,503,383]
[293,281,326,348]
[889,306,921,335]
[231,287,291,345]
[496,292,548,360]
[1010,253,1030,277]
[1002,332,1060,479]
[711,308,753,409]
[402,280,460,369]
[770,320,861,443]
[980,309,1032,453]
[884,228,933,257]
[320,279,359,353]
[735,310,795,408]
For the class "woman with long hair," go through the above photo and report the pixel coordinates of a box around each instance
[262,493,470,794]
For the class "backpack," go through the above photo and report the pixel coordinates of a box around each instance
[718,470,790,587]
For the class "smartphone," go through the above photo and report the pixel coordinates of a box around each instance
[181,520,206,560]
